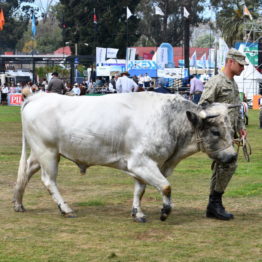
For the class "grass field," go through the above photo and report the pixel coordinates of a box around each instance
[0,105,261,262]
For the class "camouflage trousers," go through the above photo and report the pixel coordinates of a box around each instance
[210,160,237,193]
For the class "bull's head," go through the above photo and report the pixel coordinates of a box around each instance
[186,103,237,164]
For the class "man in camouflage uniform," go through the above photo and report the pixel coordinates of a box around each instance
[199,48,248,220]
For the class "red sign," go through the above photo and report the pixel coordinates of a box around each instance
[9,94,23,106]
[143,53,153,59]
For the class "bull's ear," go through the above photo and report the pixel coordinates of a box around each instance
[186,111,201,127]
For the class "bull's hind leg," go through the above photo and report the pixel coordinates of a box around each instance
[129,159,172,221]
[132,179,147,222]
[39,151,75,217]
[14,152,41,212]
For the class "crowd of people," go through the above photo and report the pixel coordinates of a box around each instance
[0,66,211,106]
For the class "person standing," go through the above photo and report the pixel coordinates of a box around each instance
[143,73,152,89]
[189,74,204,104]
[47,72,66,94]
[199,48,248,220]
[1,84,9,105]
[116,72,138,93]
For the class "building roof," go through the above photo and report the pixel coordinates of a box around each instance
[53,46,72,56]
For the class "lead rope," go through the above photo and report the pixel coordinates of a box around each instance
[233,137,252,162]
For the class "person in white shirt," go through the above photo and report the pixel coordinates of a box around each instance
[116,72,138,93]
[1,85,9,105]
[71,83,81,96]
[143,73,152,89]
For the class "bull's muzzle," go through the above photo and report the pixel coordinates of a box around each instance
[221,152,237,164]
[216,148,237,164]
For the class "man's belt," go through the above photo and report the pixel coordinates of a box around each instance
[194,91,202,95]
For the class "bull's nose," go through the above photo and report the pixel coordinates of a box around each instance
[225,152,237,163]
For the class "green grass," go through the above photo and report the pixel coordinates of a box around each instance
[0,105,261,262]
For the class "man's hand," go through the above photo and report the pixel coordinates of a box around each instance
[239,129,247,138]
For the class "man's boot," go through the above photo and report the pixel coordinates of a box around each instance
[206,191,234,220]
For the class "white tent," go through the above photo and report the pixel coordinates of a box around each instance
[234,63,262,100]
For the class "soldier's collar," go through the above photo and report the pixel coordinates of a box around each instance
[219,71,234,83]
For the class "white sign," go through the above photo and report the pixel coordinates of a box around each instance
[96,66,110,76]
[107,48,119,59]
[157,68,183,79]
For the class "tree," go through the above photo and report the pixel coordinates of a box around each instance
[135,0,207,47]
[58,0,141,57]
[210,0,262,46]
[194,34,215,48]
[0,0,38,53]
[16,5,63,54]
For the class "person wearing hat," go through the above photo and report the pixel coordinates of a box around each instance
[116,71,138,93]
[47,72,66,94]
[71,83,81,96]
[199,48,248,220]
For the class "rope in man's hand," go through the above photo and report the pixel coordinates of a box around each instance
[233,137,252,162]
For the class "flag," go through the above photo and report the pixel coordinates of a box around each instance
[190,50,197,67]
[126,48,136,61]
[183,7,190,18]
[155,6,164,16]
[96,47,106,64]
[0,9,5,31]
[156,47,168,69]
[31,13,37,37]
[127,7,132,20]
[201,53,207,69]
[243,5,253,20]
[106,48,119,59]
[93,8,97,24]
[208,48,215,69]
[218,37,229,69]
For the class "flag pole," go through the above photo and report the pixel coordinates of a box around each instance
[126,9,129,49]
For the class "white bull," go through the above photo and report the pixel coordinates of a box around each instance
[13,92,237,222]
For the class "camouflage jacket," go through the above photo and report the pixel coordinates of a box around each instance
[199,71,245,131]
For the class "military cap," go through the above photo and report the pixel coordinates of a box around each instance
[226,48,248,65]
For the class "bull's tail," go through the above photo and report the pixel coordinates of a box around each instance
[13,130,28,212]
[17,131,27,183]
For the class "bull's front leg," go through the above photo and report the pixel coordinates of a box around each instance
[129,159,173,221]
[132,179,147,222]
[41,169,75,217]
[160,185,172,221]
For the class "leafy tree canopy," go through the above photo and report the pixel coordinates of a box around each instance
[0,0,38,53]
[58,0,140,57]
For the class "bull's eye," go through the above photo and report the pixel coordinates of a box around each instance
[211,130,220,136]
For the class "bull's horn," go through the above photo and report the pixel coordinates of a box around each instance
[228,104,241,109]
[199,110,220,119]
[21,87,32,98]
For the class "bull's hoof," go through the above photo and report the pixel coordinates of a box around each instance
[131,208,147,223]
[160,204,172,221]
[14,204,26,212]
[63,212,77,218]
[133,216,147,223]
